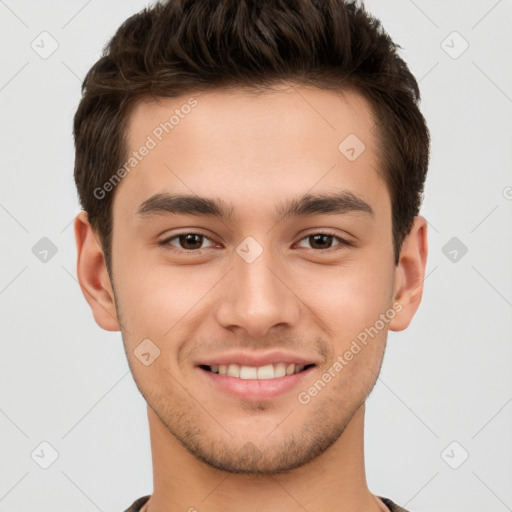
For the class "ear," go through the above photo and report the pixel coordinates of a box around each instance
[388,216,428,332]
[74,210,120,331]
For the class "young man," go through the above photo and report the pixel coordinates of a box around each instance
[73,1,429,510]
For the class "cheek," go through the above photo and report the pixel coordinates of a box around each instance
[113,260,219,342]
[294,257,395,339]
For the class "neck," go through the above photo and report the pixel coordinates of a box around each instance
[144,403,386,512]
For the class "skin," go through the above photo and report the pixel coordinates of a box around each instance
[75,83,428,512]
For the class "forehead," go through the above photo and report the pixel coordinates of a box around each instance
[114,84,387,224]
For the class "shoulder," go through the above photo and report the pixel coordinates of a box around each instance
[123,495,151,512]
[380,496,412,512]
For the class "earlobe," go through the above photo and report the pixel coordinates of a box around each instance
[74,211,120,332]
[389,216,428,332]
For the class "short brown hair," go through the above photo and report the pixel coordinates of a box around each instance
[73,0,430,273]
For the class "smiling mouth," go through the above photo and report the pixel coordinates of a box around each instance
[199,363,316,380]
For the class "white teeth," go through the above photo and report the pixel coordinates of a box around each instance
[208,362,312,379]
[226,364,240,377]
[257,364,275,379]
[239,365,258,379]
[274,363,287,378]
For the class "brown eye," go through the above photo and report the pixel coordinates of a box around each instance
[161,232,215,252]
[296,232,350,251]
[309,234,335,250]
[177,234,204,250]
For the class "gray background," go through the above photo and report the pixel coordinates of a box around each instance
[1,0,511,511]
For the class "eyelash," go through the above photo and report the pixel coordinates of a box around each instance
[159,231,352,254]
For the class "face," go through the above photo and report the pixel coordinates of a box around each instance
[86,84,420,474]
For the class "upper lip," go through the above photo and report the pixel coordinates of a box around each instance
[196,350,318,368]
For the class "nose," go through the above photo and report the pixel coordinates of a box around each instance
[214,243,301,339]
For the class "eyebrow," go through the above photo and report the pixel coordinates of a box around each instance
[136,190,373,222]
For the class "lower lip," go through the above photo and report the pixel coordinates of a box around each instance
[198,366,315,401]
